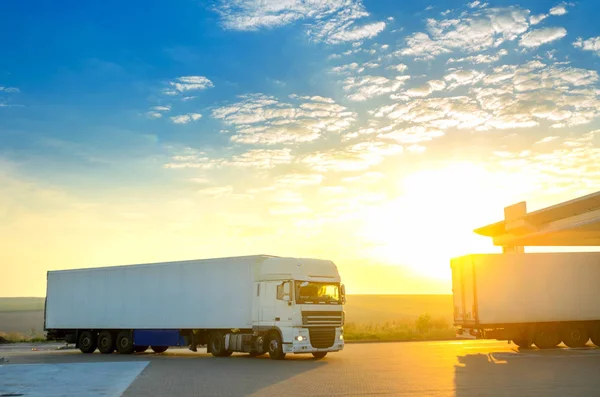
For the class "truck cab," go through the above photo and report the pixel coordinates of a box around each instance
[252,257,345,358]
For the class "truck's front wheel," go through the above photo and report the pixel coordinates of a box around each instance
[267,333,286,360]
[312,352,327,359]
[78,331,97,354]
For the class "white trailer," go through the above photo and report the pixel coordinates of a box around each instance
[45,255,346,359]
[451,252,600,348]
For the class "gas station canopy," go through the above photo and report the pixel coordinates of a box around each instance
[475,191,600,248]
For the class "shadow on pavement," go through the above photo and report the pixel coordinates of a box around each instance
[454,348,600,397]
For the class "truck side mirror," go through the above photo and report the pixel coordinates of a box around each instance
[341,284,346,304]
[283,282,290,296]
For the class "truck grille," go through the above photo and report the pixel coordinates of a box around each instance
[309,327,336,348]
[302,311,343,327]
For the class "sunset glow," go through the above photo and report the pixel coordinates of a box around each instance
[2,0,600,297]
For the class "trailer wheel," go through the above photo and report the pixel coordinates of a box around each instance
[312,352,327,359]
[116,331,135,354]
[208,332,231,357]
[97,331,115,354]
[590,328,600,347]
[533,328,561,349]
[267,332,286,360]
[78,331,97,354]
[151,346,168,353]
[562,325,589,348]
[512,339,531,349]
[135,345,149,353]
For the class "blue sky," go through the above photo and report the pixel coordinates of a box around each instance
[2,0,600,296]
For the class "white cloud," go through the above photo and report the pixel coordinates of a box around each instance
[343,75,410,101]
[289,94,335,103]
[0,87,20,93]
[535,136,559,144]
[405,79,446,97]
[331,62,361,74]
[519,27,567,48]
[378,125,445,144]
[301,141,403,172]
[147,111,163,119]
[444,69,486,89]
[530,14,548,25]
[168,76,214,93]
[325,21,386,43]
[227,149,293,169]
[375,96,490,132]
[387,63,408,73]
[573,36,600,56]
[153,106,171,111]
[447,49,507,64]
[170,113,203,124]
[398,6,530,60]
[491,131,600,196]
[164,147,292,169]
[215,0,386,44]
[398,32,450,60]
[212,94,356,144]
[276,173,324,186]
[549,4,569,16]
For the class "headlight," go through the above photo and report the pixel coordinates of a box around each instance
[339,334,344,340]
[295,336,305,342]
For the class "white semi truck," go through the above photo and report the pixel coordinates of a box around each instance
[44,255,346,359]
[451,252,600,348]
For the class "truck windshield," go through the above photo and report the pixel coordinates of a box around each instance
[295,281,340,304]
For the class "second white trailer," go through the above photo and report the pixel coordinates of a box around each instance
[451,252,600,348]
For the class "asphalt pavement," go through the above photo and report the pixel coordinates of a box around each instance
[2,340,600,396]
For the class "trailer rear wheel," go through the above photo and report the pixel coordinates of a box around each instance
[78,331,97,354]
[116,331,135,354]
[151,346,168,353]
[533,328,561,349]
[97,331,115,354]
[135,345,149,353]
[208,332,231,357]
[562,325,589,348]
[312,352,327,359]
[267,333,286,360]
[512,339,531,349]
[590,329,600,347]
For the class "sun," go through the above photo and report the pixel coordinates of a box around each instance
[358,162,531,279]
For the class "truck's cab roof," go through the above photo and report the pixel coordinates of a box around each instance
[257,257,341,283]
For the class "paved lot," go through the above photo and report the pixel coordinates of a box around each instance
[2,340,600,396]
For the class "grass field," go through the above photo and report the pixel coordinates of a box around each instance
[0,295,455,342]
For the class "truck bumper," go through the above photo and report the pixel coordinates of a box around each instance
[283,327,344,354]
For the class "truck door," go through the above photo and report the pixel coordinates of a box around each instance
[451,256,477,327]
[274,281,293,328]
[260,282,277,326]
